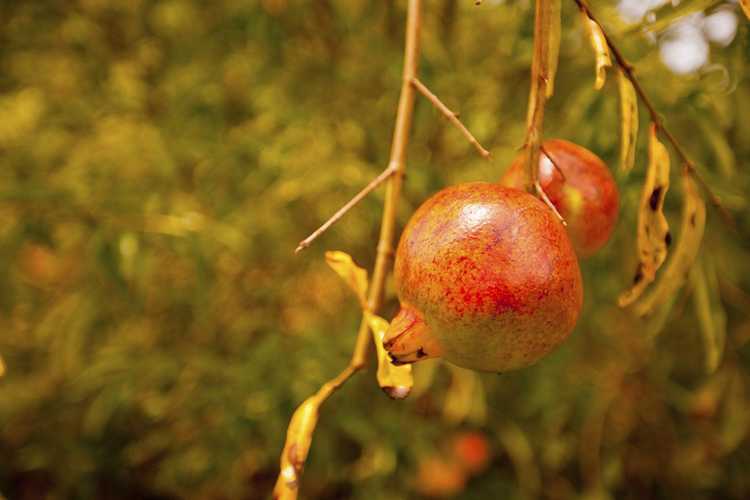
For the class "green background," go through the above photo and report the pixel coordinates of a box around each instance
[1,0,749,498]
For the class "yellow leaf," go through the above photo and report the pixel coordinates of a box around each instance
[617,68,638,173]
[546,0,562,98]
[619,124,671,306]
[0,355,4,378]
[325,250,368,309]
[634,172,706,317]
[742,0,750,21]
[581,11,612,90]
[366,312,413,400]
[273,396,321,498]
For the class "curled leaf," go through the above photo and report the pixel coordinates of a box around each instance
[546,0,562,98]
[581,10,612,90]
[325,250,368,309]
[619,124,671,306]
[617,68,638,173]
[273,396,321,499]
[366,312,413,399]
[634,172,706,317]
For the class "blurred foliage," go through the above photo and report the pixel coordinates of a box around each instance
[0,0,749,499]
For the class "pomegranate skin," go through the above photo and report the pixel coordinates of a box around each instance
[500,139,619,257]
[385,183,583,372]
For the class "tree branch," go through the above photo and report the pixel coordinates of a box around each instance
[573,0,734,228]
[294,164,397,254]
[273,1,422,498]
[411,77,491,160]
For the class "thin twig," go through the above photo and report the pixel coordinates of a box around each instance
[535,181,567,226]
[273,1,423,498]
[574,0,734,229]
[411,77,492,160]
[540,144,567,181]
[295,164,397,253]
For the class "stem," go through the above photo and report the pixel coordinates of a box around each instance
[411,77,491,159]
[273,1,422,498]
[574,0,733,228]
[295,165,397,254]
[523,0,554,192]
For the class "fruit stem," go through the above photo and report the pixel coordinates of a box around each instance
[273,2,423,499]
[523,0,555,193]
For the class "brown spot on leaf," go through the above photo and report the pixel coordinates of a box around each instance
[633,263,644,284]
[649,186,663,211]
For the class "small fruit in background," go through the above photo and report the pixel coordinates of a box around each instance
[414,455,467,497]
[500,139,619,257]
[384,183,582,372]
[451,431,491,474]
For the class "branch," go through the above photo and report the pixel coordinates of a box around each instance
[295,164,397,253]
[535,181,567,226]
[411,77,492,160]
[273,1,423,498]
[573,0,734,228]
[523,0,555,192]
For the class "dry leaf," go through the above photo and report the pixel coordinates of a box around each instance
[619,124,671,306]
[366,312,413,399]
[634,172,706,317]
[325,250,368,309]
[581,11,612,90]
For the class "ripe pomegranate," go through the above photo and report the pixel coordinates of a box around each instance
[500,139,619,257]
[384,183,582,372]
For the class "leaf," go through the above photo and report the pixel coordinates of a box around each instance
[366,312,413,400]
[690,257,726,373]
[617,69,638,174]
[619,124,671,307]
[0,355,4,378]
[273,396,321,498]
[443,364,486,425]
[742,0,750,21]
[545,0,562,98]
[581,11,612,90]
[325,250,368,309]
[625,0,723,35]
[634,173,706,317]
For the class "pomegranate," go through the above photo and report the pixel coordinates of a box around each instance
[384,183,582,372]
[500,139,619,256]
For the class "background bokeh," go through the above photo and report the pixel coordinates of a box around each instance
[1,0,749,498]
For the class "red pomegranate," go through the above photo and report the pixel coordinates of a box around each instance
[384,183,583,372]
[500,139,619,256]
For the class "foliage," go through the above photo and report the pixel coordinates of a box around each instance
[0,0,749,498]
